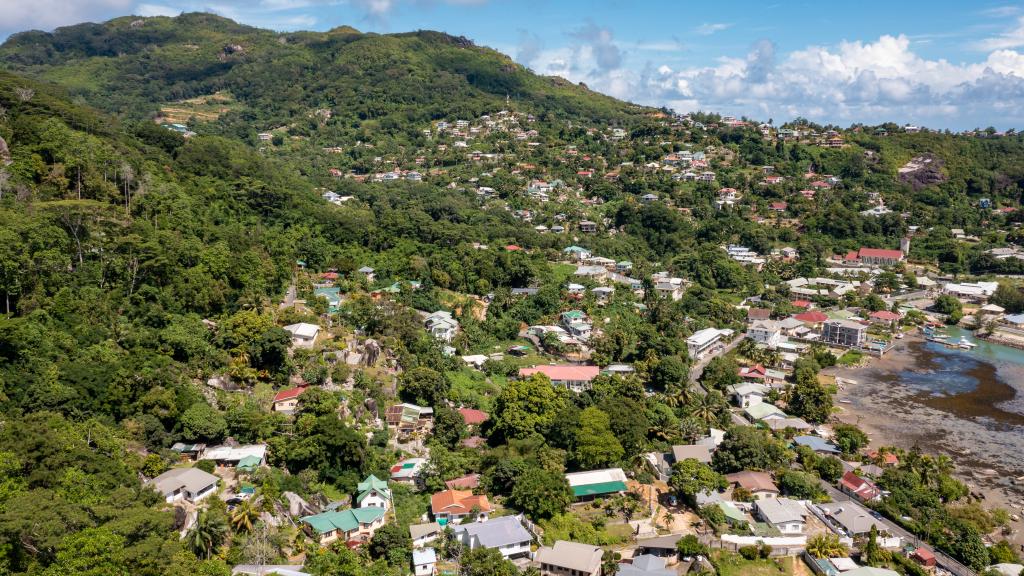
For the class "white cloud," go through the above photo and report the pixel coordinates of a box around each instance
[0,0,134,32]
[974,15,1024,50]
[136,3,180,16]
[695,22,731,36]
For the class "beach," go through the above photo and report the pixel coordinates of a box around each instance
[827,331,1024,545]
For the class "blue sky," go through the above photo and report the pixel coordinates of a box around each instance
[4,0,1024,129]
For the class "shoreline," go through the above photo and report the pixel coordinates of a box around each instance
[826,332,1024,545]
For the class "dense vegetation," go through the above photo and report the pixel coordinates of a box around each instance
[0,11,1023,576]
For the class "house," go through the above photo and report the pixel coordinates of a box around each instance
[763,417,813,433]
[617,555,676,576]
[518,365,600,393]
[869,310,901,324]
[445,473,481,490]
[424,311,459,343]
[451,515,532,559]
[633,534,685,559]
[385,403,434,434]
[201,444,267,468]
[410,522,442,548]
[856,248,905,266]
[821,319,867,347]
[170,442,206,462]
[232,565,310,576]
[431,489,492,524]
[794,435,840,454]
[563,246,593,261]
[283,323,320,348]
[356,474,391,510]
[794,311,829,327]
[744,402,786,422]
[729,382,768,408]
[843,569,900,576]
[391,457,429,486]
[747,308,772,323]
[755,498,807,534]
[592,286,615,303]
[300,507,387,546]
[686,327,732,359]
[149,467,218,503]
[413,548,437,576]
[575,265,608,282]
[910,547,936,569]
[272,386,306,414]
[748,320,782,348]
[943,281,998,302]
[579,220,598,233]
[725,471,779,500]
[536,541,603,576]
[566,468,628,501]
[838,471,881,502]
[817,501,891,537]
[357,266,376,282]
[458,408,488,426]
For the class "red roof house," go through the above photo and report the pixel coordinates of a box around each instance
[444,473,481,490]
[794,311,829,324]
[791,300,812,309]
[838,471,882,502]
[910,547,936,567]
[430,489,492,522]
[458,408,489,426]
[738,364,767,380]
[272,386,307,413]
[518,365,600,391]
[869,310,901,323]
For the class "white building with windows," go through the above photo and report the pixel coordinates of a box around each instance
[686,328,733,359]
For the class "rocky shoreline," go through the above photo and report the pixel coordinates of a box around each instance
[826,333,1024,545]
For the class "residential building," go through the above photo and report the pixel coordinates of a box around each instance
[686,327,732,359]
[283,323,320,348]
[536,541,603,576]
[794,435,840,454]
[424,311,459,343]
[390,457,429,486]
[518,365,600,393]
[579,220,598,233]
[385,403,434,434]
[413,548,437,576]
[754,498,806,534]
[409,522,442,548]
[725,471,779,500]
[149,467,218,504]
[747,320,782,348]
[838,471,882,502]
[729,382,768,408]
[821,319,867,347]
[565,468,628,501]
[356,474,391,510]
[272,386,306,414]
[201,444,267,468]
[817,501,891,537]
[300,507,387,546]
[430,489,492,524]
[617,555,676,576]
[451,515,532,559]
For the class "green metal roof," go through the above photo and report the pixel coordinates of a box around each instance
[571,480,627,498]
[356,474,390,503]
[301,507,386,534]
[237,455,262,470]
[718,501,747,523]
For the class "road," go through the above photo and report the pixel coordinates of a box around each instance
[816,480,977,576]
[688,333,747,389]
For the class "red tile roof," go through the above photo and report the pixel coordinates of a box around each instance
[859,247,903,260]
[790,300,812,309]
[738,364,767,379]
[839,471,881,501]
[444,473,481,490]
[518,365,600,382]
[273,386,306,403]
[458,408,489,425]
[430,489,492,516]
[795,311,829,323]
[869,310,901,321]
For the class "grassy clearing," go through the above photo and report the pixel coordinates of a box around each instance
[712,551,803,576]
[158,91,241,124]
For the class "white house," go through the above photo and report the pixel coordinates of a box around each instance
[747,320,782,348]
[729,382,768,408]
[356,475,391,510]
[283,323,320,348]
[424,311,459,343]
[755,498,807,534]
[149,467,218,503]
[409,522,442,548]
[535,540,603,576]
[412,548,437,576]
[452,515,532,559]
[686,328,732,359]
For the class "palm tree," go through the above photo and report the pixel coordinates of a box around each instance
[231,499,259,533]
[806,533,849,559]
[662,381,694,408]
[687,391,726,428]
[187,509,229,559]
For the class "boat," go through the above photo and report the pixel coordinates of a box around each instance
[958,336,977,350]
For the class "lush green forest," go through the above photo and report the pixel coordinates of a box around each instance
[0,12,1023,576]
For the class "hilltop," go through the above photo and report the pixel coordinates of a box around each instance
[0,13,650,130]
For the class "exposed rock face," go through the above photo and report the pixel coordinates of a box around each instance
[898,154,946,190]
[0,136,11,166]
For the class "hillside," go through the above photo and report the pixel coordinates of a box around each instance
[0,13,650,131]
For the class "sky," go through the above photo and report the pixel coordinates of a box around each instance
[3,0,1024,130]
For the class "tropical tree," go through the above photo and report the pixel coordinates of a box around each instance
[806,533,848,559]
[230,499,259,534]
[187,509,229,559]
